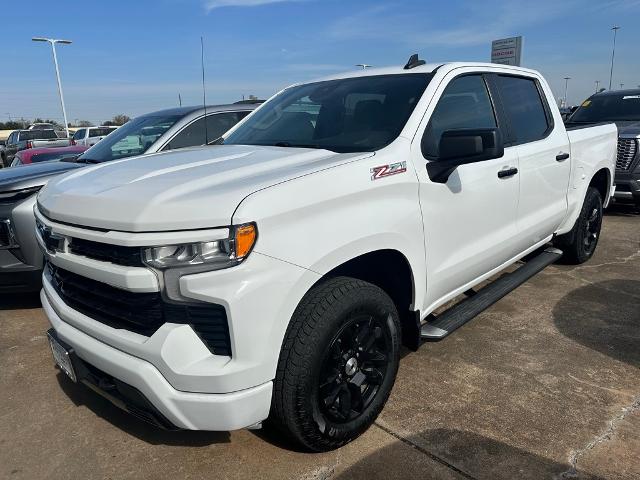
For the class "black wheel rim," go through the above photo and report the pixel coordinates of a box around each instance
[317,313,392,424]
[583,206,601,254]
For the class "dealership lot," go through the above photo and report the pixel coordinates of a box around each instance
[0,206,638,480]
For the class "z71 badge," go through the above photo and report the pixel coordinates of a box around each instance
[370,161,407,180]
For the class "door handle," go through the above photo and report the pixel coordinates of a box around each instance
[498,167,518,178]
[556,153,570,162]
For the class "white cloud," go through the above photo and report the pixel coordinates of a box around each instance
[203,0,306,12]
[328,0,574,48]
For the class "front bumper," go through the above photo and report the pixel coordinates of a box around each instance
[0,193,43,292]
[613,170,640,203]
[44,291,273,431]
[0,265,42,293]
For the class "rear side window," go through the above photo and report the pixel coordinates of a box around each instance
[89,127,116,137]
[496,76,550,144]
[21,130,57,140]
[422,75,497,158]
[163,112,247,151]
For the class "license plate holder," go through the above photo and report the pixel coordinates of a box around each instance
[47,332,77,383]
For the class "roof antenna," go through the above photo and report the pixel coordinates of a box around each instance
[201,36,209,145]
[404,53,426,70]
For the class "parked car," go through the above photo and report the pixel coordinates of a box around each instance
[567,89,640,207]
[71,126,118,147]
[0,103,258,293]
[0,140,6,168]
[28,123,56,130]
[37,59,616,451]
[0,161,85,292]
[74,103,258,163]
[3,130,70,166]
[10,145,89,167]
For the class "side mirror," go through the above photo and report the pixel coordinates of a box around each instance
[427,128,504,183]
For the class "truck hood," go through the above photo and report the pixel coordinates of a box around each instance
[0,161,83,192]
[38,145,371,232]
[615,121,640,136]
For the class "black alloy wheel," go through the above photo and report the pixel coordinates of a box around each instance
[317,314,392,423]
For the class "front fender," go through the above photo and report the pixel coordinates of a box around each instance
[232,147,427,311]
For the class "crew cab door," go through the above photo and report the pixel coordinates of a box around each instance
[490,74,571,248]
[412,72,521,311]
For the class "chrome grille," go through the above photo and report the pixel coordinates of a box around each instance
[616,138,637,171]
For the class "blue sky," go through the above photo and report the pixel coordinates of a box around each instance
[2,0,640,124]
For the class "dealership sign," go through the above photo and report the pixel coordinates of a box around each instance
[491,36,523,66]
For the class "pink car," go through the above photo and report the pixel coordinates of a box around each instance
[10,145,89,167]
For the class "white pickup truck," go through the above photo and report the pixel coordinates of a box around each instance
[36,58,616,451]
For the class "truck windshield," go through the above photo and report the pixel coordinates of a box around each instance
[77,115,181,162]
[569,94,640,123]
[224,74,433,153]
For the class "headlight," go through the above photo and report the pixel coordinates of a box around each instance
[142,223,257,270]
[0,186,42,205]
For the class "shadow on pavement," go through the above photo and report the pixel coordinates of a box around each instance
[605,202,640,217]
[553,280,640,367]
[56,373,231,446]
[0,292,41,310]
[335,428,605,480]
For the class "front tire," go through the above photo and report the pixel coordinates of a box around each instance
[271,276,401,451]
[554,186,603,264]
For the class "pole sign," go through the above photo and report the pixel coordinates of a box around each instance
[491,36,523,66]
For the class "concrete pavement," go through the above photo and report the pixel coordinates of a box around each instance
[1,205,638,480]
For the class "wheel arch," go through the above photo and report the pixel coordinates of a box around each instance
[589,167,612,204]
[310,249,421,350]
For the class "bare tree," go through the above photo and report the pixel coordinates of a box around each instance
[103,114,131,126]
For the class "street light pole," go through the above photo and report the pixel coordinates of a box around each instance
[563,77,571,108]
[609,26,620,91]
[595,80,600,93]
[32,37,72,138]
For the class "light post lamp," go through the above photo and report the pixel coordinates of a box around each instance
[609,26,620,91]
[32,37,72,138]
[355,64,372,70]
[563,77,571,108]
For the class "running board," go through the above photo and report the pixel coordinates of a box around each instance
[420,248,562,341]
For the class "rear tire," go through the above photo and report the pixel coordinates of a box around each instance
[270,276,401,451]
[554,186,603,264]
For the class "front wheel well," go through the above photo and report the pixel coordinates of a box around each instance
[318,249,418,349]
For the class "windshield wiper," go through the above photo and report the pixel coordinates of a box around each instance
[73,157,101,164]
[272,142,324,149]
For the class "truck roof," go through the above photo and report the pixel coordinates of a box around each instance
[313,61,542,83]
[138,103,259,119]
[594,88,640,97]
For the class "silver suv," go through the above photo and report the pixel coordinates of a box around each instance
[0,102,260,293]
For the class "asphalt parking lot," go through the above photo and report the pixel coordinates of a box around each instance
[1,205,638,480]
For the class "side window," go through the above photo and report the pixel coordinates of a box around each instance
[496,76,550,144]
[164,117,207,151]
[205,112,246,141]
[163,112,248,151]
[422,75,496,158]
[73,129,86,140]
